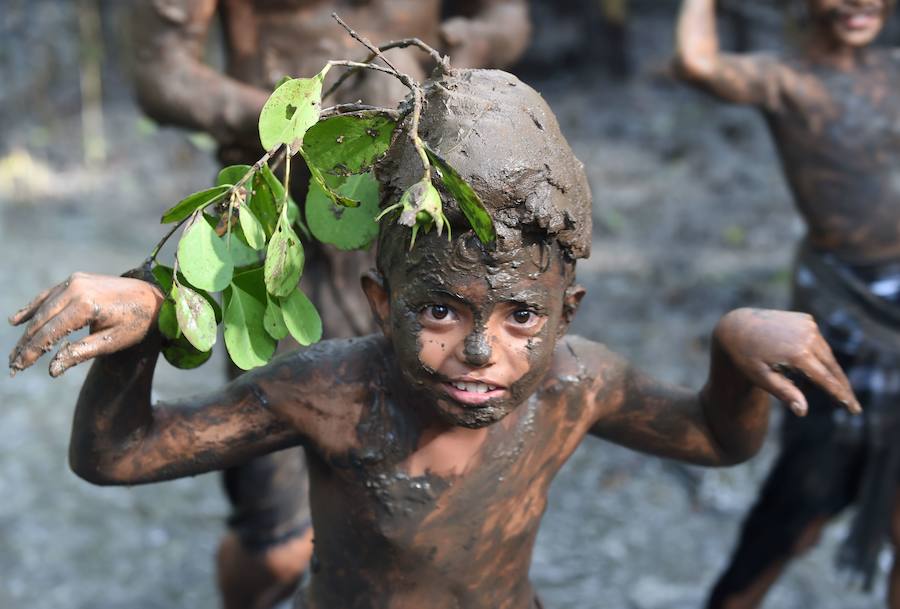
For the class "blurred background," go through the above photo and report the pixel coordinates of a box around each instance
[1,1,896,607]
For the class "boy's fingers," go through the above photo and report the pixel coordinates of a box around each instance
[9,304,88,373]
[812,340,861,414]
[49,328,121,377]
[11,288,76,358]
[8,283,63,326]
[791,350,859,415]
[760,370,809,416]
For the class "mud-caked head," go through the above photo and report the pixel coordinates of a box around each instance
[364,69,591,428]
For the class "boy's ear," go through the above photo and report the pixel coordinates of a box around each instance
[361,270,391,337]
[558,284,586,337]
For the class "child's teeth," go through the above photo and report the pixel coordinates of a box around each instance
[452,381,497,393]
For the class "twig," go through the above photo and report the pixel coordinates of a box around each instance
[331,13,401,76]
[320,104,400,120]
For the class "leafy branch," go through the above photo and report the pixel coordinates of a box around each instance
[146,15,494,372]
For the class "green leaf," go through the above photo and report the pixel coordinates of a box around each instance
[228,227,263,267]
[281,288,322,346]
[151,264,175,292]
[239,204,266,250]
[158,297,180,340]
[307,173,380,250]
[303,152,359,208]
[303,114,396,176]
[162,336,213,369]
[217,164,253,187]
[264,209,305,298]
[260,162,310,238]
[224,267,277,370]
[249,172,279,237]
[174,282,217,352]
[263,294,289,341]
[178,218,235,292]
[161,185,231,224]
[425,145,495,245]
[258,74,325,151]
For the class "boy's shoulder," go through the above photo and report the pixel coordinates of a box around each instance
[545,335,628,395]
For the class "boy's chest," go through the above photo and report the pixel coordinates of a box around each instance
[784,58,900,157]
[336,397,589,557]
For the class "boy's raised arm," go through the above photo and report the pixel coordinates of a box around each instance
[674,0,796,110]
[8,273,305,486]
[589,309,860,466]
[132,0,269,151]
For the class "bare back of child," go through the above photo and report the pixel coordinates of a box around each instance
[8,68,859,609]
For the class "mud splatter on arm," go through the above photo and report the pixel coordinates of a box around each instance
[132,0,269,148]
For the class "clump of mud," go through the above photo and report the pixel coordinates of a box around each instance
[377,68,593,261]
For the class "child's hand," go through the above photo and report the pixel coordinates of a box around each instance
[8,273,164,377]
[714,308,862,417]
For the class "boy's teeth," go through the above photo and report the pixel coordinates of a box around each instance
[451,381,497,393]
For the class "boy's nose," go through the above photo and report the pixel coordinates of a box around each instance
[462,332,493,367]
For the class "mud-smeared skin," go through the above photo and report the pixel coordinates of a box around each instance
[132,0,531,161]
[675,0,900,264]
[8,278,859,609]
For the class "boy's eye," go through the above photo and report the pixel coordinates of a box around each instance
[422,304,453,321]
[511,309,534,324]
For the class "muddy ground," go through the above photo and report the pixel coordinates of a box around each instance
[0,3,891,609]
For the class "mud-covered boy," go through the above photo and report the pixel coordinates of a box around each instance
[8,68,858,608]
[675,1,900,606]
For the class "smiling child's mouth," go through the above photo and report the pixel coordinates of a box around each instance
[442,381,506,405]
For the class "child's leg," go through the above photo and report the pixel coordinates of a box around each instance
[706,397,865,609]
[218,447,313,609]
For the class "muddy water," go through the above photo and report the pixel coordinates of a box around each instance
[0,74,889,609]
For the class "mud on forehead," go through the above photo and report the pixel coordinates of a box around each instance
[377,68,592,261]
[377,227,573,294]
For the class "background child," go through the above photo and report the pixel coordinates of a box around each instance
[675,0,900,607]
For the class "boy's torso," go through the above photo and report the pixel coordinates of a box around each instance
[218,0,442,91]
[279,335,599,609]
[765,48,900,263]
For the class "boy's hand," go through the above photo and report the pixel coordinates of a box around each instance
[8,273,164,377]
[714,308,862,417]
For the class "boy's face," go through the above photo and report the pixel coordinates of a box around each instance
[807,0,888,47]
[365,232,583,429]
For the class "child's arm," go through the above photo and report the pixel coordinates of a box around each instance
[674,0,801,110]
[132,0,269,151]
[589,308,860,466]
[7,274,336,485]
[440,0,531,70]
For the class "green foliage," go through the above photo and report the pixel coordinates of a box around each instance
[217,165,252,188]
[307,173,380,250]
[177,218,234,292]
[264,206,305,298]
[263,295,290,341]
[161,185,230,224]
[239,204,267,250]
[223,267,277,370]
[151,59,496,372]
[258,70,326,151]
[174,282,217,352]
[425,146,495,245]
[281,288,322,346]
[303,114,396,176]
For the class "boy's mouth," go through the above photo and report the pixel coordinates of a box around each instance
[833,4,883,30]
[442,379,506,405]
